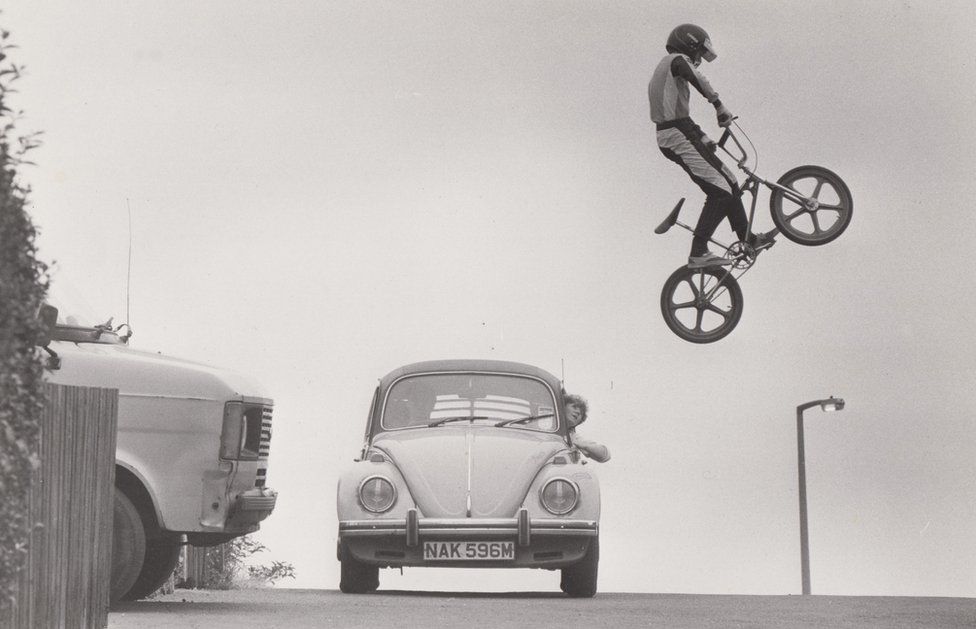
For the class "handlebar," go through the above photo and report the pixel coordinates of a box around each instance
[716,120,750,168]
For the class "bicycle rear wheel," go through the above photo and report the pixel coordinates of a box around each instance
[660,265,743,344]
[769,165,852,246]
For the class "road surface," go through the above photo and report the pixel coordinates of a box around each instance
[108,588,975,629]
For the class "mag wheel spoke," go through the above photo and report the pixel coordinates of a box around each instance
[809,211,826,237]
[811,177,825,199]
[704,302,732,320]
[784,203,806,221]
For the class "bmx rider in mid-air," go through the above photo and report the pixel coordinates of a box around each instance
[648,23,774,268]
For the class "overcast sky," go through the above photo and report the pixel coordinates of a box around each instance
[6,1,976,597]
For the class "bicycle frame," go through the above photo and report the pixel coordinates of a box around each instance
[685,123,818,303]
[657,122,827,305]
[717,122,820,239]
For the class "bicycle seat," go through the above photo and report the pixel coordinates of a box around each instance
[654,198,685,234]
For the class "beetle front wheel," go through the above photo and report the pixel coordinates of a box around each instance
[770,165,852,246]
[338,541,379,593]
[660,265,744,344]
[561,537,598,598]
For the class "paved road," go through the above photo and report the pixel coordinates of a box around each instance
[109,588,975,629]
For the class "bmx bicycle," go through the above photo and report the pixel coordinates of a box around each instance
[656,121,853,343]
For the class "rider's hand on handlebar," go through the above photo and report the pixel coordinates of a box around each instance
[716,104,735,128]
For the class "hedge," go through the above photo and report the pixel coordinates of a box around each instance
[0,26,48,611]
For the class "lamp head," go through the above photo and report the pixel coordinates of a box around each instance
[820,397,845,412]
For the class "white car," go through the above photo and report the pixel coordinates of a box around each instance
[336,359,601,597]
[39,303,277,602]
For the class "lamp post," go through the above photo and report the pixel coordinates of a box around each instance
[795,396,845,595]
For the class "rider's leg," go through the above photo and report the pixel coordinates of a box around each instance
[691,195,727,257]
[691,191,747,256]
[658,123,744,256]
[724,190,749,243]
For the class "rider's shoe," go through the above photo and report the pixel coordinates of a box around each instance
[687,252,732,269]
[748,231,777,252]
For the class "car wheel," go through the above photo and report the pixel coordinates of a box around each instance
[338,541,379,594]
[120,535,182,601]
[560,537,598,598]
[111,489,146,604]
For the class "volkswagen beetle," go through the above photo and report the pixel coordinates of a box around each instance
[336,359,600,597]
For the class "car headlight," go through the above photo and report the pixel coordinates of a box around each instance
[540,477,579,515]
[358,475,397,513]
[220,401,266,461]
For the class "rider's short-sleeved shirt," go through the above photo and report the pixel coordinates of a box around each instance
[648,53,721,124]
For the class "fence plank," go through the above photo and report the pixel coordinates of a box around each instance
[4,384,118,629]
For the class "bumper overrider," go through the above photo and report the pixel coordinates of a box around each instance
[338,508,598,568]
[226,487,278,527]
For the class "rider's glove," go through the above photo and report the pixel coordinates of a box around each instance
[716,104,734,128]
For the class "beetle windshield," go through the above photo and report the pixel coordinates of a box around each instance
[382,373,558,432]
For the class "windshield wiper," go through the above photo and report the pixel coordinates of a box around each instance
[494,413,555,428]
[428,415,494,428]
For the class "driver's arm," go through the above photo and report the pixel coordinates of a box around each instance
[570,432,611,463]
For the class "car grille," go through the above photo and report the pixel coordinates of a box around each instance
[256,405,272,487]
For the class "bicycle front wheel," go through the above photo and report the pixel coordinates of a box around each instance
[769,165,852,246]
[660,265,743,344]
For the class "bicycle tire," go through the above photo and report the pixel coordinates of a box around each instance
[769,165,852,246]
[660,265,744,344]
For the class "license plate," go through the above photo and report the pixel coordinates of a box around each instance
[423,541,515,561]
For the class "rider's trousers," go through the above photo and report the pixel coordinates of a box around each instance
[657,118,748,256]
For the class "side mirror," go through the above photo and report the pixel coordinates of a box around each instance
[37,304,59,347]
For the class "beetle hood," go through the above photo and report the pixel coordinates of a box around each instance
[372,427,567,518]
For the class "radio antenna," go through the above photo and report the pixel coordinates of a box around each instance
[125,198,132,325]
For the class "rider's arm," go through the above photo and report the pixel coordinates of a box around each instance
[671,55,727,111]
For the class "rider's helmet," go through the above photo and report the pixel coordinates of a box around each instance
[666,24,717,65]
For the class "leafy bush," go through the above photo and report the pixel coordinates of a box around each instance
[175,536,296,591]
[0,27,47,611]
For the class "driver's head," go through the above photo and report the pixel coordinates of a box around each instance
[666,23,717,67]
[564,394,588,429]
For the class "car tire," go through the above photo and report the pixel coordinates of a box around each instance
[111,489,147,604]
[120,535,182,601]
[338,541,379,594]
[560,537,598,598]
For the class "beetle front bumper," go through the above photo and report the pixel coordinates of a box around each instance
[338,508,597,568]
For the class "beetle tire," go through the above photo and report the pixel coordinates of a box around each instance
[111,488,147,604]
[121,535,182,601]
[338,541,380,593]
[560,537,598,598]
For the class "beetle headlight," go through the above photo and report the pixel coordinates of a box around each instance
[540,477,579,515]
[358,475,397,513]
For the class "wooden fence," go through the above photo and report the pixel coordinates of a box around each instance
[4,384,118,629]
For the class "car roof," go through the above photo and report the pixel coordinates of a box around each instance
[378,359,563,392]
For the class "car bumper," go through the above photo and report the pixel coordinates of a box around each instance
[226,487,278,527]
[338,508,597,568]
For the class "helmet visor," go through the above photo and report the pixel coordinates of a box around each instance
[701,37,718,62]
[701,38,717,62]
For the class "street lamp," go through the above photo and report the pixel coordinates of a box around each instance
[795,396,845,595]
